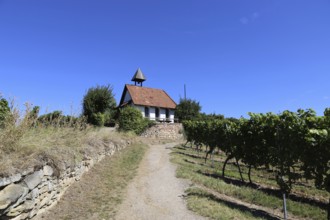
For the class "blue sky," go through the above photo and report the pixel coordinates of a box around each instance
[1,0,329,118]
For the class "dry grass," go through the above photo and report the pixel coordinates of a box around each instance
[0,126,138,177]
[0,103,137,177]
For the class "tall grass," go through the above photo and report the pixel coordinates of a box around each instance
[0,102,130,177]
[0,103,87,153]
[0,102,34,153]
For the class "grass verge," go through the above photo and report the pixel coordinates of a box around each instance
[171,145,327,220]
[186,187,265,220]
[37,142,148,220]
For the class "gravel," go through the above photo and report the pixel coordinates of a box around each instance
[116,142,206,220]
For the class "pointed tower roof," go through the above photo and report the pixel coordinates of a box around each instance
[131,68,146,83]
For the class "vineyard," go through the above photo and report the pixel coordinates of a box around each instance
[179,108,330,219]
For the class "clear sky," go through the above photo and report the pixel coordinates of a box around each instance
[1,0,329,118]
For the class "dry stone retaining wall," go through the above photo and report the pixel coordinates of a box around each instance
[0,139,131,220]
[141,123,183,140]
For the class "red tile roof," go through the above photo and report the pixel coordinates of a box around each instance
[120,85,177,109]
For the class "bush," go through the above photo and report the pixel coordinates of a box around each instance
[38,111,87,129]
[118,106,153,134]
[104,111,116,127]
[38,111,63,126]
[82,84,116,126]
[91,112,105,127]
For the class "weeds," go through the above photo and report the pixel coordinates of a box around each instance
[0,102,32,153]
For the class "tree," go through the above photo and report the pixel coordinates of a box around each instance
[82,84,116,126]
[0,97,10,128]
[175,98,201,121]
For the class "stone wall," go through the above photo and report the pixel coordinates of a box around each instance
[0,139,131,220]
[141,123,183,140]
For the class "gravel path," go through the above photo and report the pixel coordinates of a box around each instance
[116,142,206,220]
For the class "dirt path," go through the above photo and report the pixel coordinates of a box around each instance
[116,142,206,220]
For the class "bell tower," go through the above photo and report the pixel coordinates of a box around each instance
[131,68,146,86]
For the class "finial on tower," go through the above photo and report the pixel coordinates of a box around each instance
[131,68,146,86]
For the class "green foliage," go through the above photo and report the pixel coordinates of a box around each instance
[172,146,327,220]
[103,111,116,127]
[38,110,63,124]
[38,111,86,129]
[183,108,330,195]
[82,84,116,126]
[198,113,224,121]
[0,97,10,128]
[27,106,40,128]
[175,98,201,121]
[29,106,40,119]
[91,112,105,127]
[300,109,330,191]
[118,106,154,135]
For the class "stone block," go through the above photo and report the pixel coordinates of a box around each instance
[24,170,43,190]
[39,191,56,209]
[11,212,29,220]
[28,207,38,219]
[10,174,22,183]
[8,200,34,217]
[21,168,34,177]
[6,203,25,217]
[10,184,29,209]
[39,185,48,195]
[31,188,39,200]
[47,182,54,192]
[0,184,27,210]
[0,177,11,188]
[43,165,54,176]
[0,174,22,188]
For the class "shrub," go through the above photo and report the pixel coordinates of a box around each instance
[37,111,87,129]
[118,106,153,134]
[104,111,116,127]
[82,84,116,126]
[38,111,63,126]
[91,112,105,127]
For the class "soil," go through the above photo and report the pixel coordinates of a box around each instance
[115,142,206,220]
